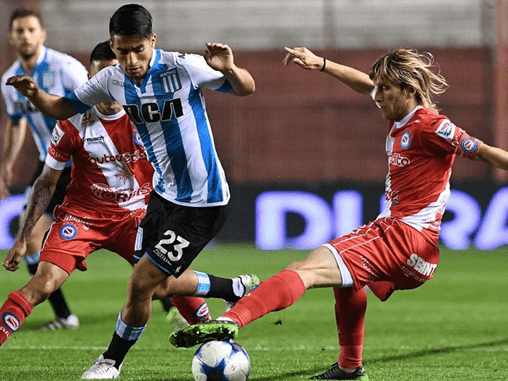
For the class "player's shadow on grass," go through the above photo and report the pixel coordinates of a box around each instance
[249,338,508,381]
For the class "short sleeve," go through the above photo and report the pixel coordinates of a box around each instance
[45,120,76,170]
[59,58,88,94]
[68,67,116,112]
[177,53,230,92]
[420,117,482,159]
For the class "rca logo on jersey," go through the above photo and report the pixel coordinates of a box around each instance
[60,224,78,240]
[51,125,65,146]
[389,152,410,167]
[2,312,20,332]
[406,254,437,277]
[159,69,182,94]
[124,98,184,124]
[435,120,456,141]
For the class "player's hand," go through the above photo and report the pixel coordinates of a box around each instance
[3,241,27,272]
[283,47,324,71]
[6,75,39,98]
[204,43,235,71]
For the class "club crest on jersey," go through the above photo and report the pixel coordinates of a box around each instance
[400,131,411,149]
[2,312,20,332]
[60,224,78,240]
[51,125,65,146]
[435,120,456,141]
[159,69,182,94]
[461,138,478,153]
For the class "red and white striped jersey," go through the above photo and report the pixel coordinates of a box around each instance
[377,106,482,233]
[46,107,154,212]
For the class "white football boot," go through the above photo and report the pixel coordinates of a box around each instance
[81,355,121,379]
[41,314,80,330]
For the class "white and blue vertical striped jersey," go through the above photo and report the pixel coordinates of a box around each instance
[65,49,233,207]
[1,46,88,163]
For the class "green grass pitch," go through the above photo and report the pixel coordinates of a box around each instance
[0,244,507,380]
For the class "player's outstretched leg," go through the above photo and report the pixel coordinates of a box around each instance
[310,363,369,380]
[169,320,239,348]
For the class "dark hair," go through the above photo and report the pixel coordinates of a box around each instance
[90,41,116,64]
[109,4,152,39]
[9,9,43,31]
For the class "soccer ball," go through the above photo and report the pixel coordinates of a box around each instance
[191,340,250,381]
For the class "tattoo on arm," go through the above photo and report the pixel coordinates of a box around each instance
[18,181,54,242]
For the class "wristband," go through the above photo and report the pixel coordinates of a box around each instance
[320,57,327,72]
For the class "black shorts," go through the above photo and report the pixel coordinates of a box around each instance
[134,191,228,277]
[24,161,72,216]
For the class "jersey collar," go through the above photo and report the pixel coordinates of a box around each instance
[393,105,422,129]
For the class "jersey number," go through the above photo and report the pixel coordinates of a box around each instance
[154,229,190,261]
[124,98,183,124]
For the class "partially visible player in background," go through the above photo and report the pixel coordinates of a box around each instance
[0,8,88,330]
[0,41,258,356]
[169,46,508,380]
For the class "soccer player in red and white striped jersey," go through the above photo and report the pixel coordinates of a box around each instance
[169,47,508,380]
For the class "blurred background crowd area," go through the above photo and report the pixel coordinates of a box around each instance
[1,0,507,190]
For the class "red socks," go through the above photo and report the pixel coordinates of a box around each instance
[170,297,210,324]
[334,287,367,369]
[0,291,33,346]
[223,270,306,327]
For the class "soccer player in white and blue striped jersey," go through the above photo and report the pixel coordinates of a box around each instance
[1,8,88,331]
[6,4,255,378]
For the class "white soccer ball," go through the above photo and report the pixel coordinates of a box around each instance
[191,340,250,381]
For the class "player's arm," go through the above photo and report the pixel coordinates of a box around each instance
[0,118,27,199]
[204,43,255,96]
[474,142,508,170]
[283,47,374,95]
[5,75,78,120]
[3,164,62,272]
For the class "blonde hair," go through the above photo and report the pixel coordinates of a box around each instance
[369,49,448,113]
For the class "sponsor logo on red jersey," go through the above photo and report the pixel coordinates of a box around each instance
[51,125,65,146]
[89,149,147,165]
[389,152,410,167]
[90,182,152,203]
[435,120,456,141]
